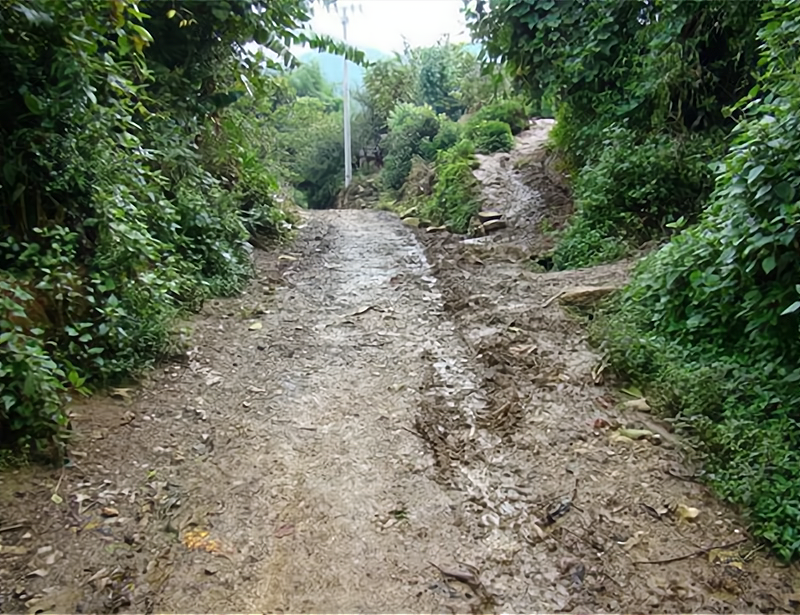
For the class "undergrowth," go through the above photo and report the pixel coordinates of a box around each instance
[553,126,718,268]
[421,139,481,233]
[0,0,355,458]
[595,0,800,560]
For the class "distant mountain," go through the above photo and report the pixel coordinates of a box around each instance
[299,47,390,94]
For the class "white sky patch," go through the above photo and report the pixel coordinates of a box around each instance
[299,0,471,54]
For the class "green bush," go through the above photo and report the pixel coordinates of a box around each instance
[552,125,717,268]
[470,99,529,135]
[382,104,440,190]
[295,114,345,209]
[421,139,480,233]
[598,1,800,560]
[420,119,462,161]
[466,120,514,154]
[0,0,315,456]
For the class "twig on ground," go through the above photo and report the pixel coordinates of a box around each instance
[633,537,749,565]
[0,521,30,533]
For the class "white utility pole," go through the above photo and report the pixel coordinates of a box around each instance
[341,6,352,188]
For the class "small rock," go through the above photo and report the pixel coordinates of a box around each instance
[400,206,418,219]
[558,285,618,308]
[477,211,503,223]
[101,507,120,518]
[482,218,507,233]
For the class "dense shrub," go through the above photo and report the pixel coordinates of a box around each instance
[420,119,462,161]
[382,104,440,190]
[421,139,481,233]
[553,126,718,268]
[598,1,800,560]
[468,0,764,267]
[0,0,357,456]
[294,113,345,209]
[469,98,529,135]
[466,120,514,154]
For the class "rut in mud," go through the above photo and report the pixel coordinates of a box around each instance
[1,125,799,614]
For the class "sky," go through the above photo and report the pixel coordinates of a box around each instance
[302,0,471,54]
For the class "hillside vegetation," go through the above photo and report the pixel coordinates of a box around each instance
[0,0,361,457]
[469,0,800,559]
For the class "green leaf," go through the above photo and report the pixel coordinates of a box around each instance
[118,35,131,56]
[762,255,776,274]
[22,92,44,115]
[780,301,800,316]
[748,165,765,183]
[774,182,795,202]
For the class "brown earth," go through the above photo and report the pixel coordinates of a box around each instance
[1,124,799,614]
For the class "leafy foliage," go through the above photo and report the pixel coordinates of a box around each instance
[289,60,342,112]
[421,140,481,233]
[468,99,529,135]
[420,119,463,162]
[596,1,800,559]
[468,0,764,266]
[553,126,718,268]
[358,41,494,144]
[466,119,514,154]
[293,106,345,209]
[382,104,441,190]
[0,0,355,456]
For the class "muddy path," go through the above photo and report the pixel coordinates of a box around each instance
[1,128,799,613]
[470,119,573,255]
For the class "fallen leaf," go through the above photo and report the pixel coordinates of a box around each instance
[0,544,28,555]
[530,522,546,540]
[205,374,223,386]
[609,432,634,444]
[619,531,646,551]
[50,493,63,505]
[27,569,48,578]
[182,528,223,553]
[277,254,297,261]
[101,507,119,518]
[621,386,644,398]
[623,398,652,411]
[274,523,295,538]
[641,503,669,520]
[617,427,655,441]
[248,322,263,331]
[675,503,701,521]
[708,549,745,570]
[351,305,380,316]
[110,388,132,400]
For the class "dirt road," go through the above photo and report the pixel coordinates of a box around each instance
[1,129,798,613]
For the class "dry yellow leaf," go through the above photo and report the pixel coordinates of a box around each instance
[675,503,701,521]
[182,528,222,553]
[623,398,651,411]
